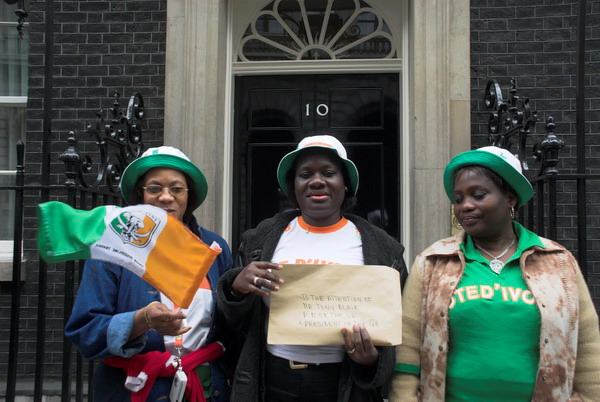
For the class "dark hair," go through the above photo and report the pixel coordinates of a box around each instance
[131,170,199,228]
[284,149,357,212]
[454,165,518,200]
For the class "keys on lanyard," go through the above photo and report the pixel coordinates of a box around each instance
[169,309,185,368]
[170,335,187,402]
[175,334,183,367]
[171,305,185,368]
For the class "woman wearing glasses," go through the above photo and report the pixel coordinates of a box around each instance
[66,146,235,401]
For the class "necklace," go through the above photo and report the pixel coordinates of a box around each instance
[474,239,516,274]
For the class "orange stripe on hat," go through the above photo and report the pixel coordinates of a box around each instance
[303,142,335,148]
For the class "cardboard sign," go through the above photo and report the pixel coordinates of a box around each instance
[267,264,402,346]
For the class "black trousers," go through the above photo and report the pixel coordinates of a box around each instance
[265,352,342,402]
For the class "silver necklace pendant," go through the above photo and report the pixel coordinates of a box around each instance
[475,238,515,276]
[489,259,504,274]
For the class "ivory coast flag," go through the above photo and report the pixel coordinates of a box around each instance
[37,201,221,308]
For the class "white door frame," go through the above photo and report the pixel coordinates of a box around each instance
[222,0,411,258]
[164,0,471,263]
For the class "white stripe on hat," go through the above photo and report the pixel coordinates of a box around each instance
[478,146,524,174]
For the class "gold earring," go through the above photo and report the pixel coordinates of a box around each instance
[452,205,462,229]
[344,186,348,192]
[510,206,515,219]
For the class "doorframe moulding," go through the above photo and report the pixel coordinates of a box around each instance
[164,0,229,236]
[408,0,471,261]
[222,0,408,252]
[163,0,471,264]
[232,59,402,75]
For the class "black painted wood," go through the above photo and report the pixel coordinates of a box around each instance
[233,73,400,251]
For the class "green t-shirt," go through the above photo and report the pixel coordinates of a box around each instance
[195,364,212,399]
[446,222,543,401]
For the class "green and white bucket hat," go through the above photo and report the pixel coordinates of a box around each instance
[276,135,359,196]
[443,146,533,207]
[120,146,208,210]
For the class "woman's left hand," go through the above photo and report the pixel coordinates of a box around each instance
[342,325,379,366]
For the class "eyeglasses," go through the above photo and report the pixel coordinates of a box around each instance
[142,185,189,198]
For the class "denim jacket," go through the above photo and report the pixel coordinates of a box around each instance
[65,223,234,401]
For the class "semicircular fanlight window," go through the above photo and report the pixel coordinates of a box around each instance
[238,0,397,61]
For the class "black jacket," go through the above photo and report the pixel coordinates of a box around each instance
[217,210,407,402]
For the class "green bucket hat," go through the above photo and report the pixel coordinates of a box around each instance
[277,135,359,196]
[443,146,534,207]
[119,146,208,210]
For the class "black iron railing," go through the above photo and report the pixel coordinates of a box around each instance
[2,92,144,402]
[483,0,595,282]
[2,0,28,38]
[484,78,599,281]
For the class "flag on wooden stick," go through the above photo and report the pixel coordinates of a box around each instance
[37,201,221,308]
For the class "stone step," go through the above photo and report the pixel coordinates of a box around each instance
[0,379,89,401]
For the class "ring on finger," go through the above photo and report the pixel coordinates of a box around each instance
[347,347,356,354]
[253,276,260,286]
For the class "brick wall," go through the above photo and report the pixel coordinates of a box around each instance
[0,0,167,379]
[2,0,598,386]
[471,0,600,312]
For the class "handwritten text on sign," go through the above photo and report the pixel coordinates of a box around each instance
[298,293,380,329]
[267,264,402,346]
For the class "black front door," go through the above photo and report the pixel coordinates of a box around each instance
[233,73,400,250]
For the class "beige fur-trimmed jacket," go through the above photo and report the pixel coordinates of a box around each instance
[389,231,600,402]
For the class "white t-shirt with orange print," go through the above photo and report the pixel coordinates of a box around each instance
[266,216,364,364]
[271,216,364,266]
[161,276,213,355]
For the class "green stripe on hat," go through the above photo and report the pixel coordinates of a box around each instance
[443,148,534,207]
[120,147,208,210]
[276,135,359,196]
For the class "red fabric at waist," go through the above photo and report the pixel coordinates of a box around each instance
[103,342,224,402]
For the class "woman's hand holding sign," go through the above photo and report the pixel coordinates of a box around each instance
[342,325,379,366]
[231,261,284,297]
